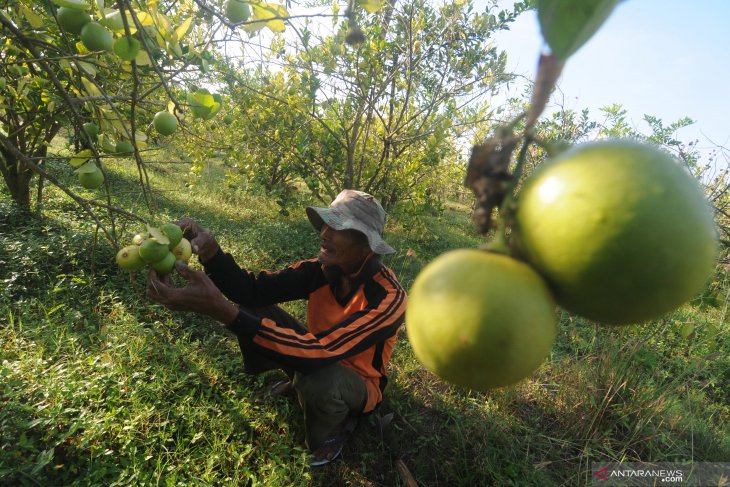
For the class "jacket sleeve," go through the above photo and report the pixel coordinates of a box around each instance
[228,268,407,373]
[202,248,320,308]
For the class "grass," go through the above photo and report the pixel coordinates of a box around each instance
[1,149,728,486]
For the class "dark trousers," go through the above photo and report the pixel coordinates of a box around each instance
[237,306,367,450]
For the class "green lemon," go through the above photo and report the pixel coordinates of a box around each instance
[138,238,169,264]
[151,251,177,274]
[153,111,178,136]
[113,36,141,61]
[78,167,104,189]
[82,122,98,141]
[115,140,134,155]
[57,6,91,35]
[160,222,182,249]
[80,22,113,52]
[116,245,145,271]
[225,0,250,23]
[514,139,719,325]
[407,249,557,391]
[171,238,192,262]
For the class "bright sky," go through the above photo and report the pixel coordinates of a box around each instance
[489,0,730,149]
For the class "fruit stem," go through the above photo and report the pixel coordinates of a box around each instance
[492,134,533,252]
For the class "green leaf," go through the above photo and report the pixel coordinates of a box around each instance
[20,5,44,29]
[357,0,383,14]
[250,3,288,33]
[81,78,102,97]
[537,0,619,60]
[113,37,141,61]
[187,89,221,119]
[147,225,170,245]
[70,149,92,167]
[75,160,99,174]
[77,60,97,76]
[679,322,695,339]
[135,50,152,66]
[166,40,183,58]
[99,134,117,153]
[175,17,193,42]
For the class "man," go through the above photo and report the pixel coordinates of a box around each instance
[146,189,407,466]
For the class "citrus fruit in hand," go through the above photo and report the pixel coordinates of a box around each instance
[138,238,169,264]
[406,249,557,390]
[116,245,145,271]
[172,238,192,262]
[151,251,177,274]
[160,222,183,249]
[514,140,718,325]
[153,111,177,136]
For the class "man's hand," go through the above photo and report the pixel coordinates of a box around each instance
[175,218,220,263]
[146,261,239,324]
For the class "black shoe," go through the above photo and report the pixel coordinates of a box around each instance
[308,417,359,467]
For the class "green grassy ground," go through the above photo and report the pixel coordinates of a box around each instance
[1,151,728,486]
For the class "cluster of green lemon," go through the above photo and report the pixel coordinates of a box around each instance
[406,140,719,391]
[53,0,169,68]
[116,223,193,275]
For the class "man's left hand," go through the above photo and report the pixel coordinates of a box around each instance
[146,261,239,324]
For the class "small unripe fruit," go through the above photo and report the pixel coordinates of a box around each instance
[138,238,169,264]
[78,168,104,189]
[116,245,145,270]
[151,251,177,274]
[115,140,134,155]
[172,238,192,262]
[160,222,182,249]
[225,0,250,23]
[153,111,178,136]
[57,7,91,35]
[81,22,113,52]
[82,122,98,142]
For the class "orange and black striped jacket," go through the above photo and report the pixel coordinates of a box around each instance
[203,249,407,412]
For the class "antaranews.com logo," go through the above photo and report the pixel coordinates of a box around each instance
[591,462,730,486]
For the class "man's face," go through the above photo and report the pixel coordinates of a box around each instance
[318,224,370,271]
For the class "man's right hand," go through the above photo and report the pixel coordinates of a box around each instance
[175,218,220,263]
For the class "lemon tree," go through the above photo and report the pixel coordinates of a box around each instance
[407,249,557,390]
[514,140,718,325]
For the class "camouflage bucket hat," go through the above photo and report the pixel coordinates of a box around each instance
[306,189,396,255]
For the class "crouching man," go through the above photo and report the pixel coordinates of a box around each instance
[146,190,407,466]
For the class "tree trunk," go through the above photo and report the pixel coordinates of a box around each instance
[0,147,33,208]
[0,121,59,210]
